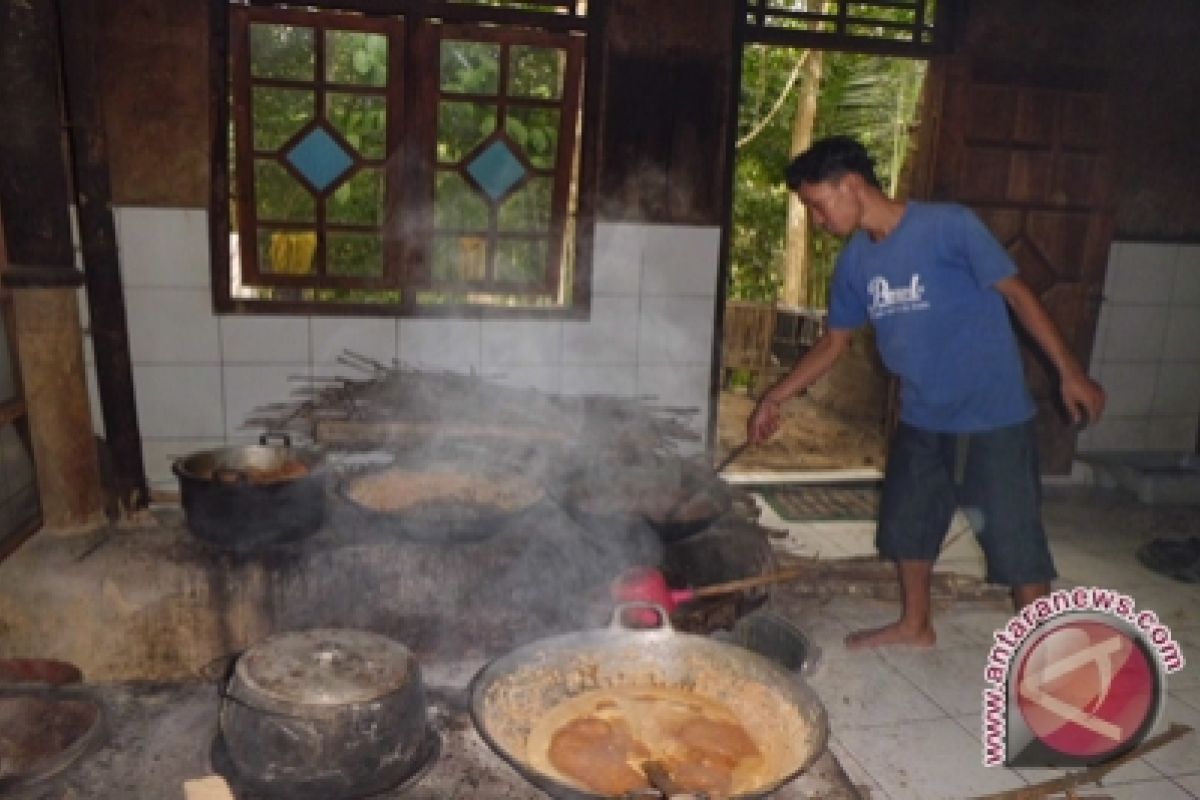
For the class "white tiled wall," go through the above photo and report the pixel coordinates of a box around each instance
[1078,241,1200,453]
[88,209,722,490]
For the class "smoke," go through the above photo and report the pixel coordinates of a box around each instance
[231,359,710,678]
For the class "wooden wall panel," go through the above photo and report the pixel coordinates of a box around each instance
[595,0,738,225]
[97,0,210,207]
[958,0,1200,241]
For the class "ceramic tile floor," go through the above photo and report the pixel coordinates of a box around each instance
[758,486,1200,799]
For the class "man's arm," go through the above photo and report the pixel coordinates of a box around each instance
[993,275,1106,425]
[747,327,854,443]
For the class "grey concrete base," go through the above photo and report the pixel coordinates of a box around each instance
[0,502,661,682]
[1082,451,1200,505]
[2,681,859,800]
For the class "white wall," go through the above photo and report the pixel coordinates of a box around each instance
[1078,241,1200,453]
[84,208,722,491]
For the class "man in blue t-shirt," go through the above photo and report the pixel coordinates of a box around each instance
[749,136,1106,650]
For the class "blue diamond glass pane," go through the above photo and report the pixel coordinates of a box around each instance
[466,140,526,201]
[286,127,354,192]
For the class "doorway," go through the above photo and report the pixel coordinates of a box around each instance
[716,45,928,476]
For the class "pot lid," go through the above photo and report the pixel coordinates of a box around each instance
[235,628,417,707]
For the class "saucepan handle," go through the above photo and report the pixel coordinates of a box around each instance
[608,601,675,633]
[260,432,292,448]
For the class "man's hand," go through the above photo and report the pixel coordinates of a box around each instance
[747,395,783,444]
[1061,369,1106,427]
[745,328,851,445]
[995,277,1107,427]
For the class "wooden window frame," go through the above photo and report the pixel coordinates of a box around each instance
[211,0,600,318]
[743,0,953,56]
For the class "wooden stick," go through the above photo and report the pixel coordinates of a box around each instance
[690,566,810,598]
[970,723,1193,800]
[314,419,569,445]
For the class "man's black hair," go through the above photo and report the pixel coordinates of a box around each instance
[785,135,882,191]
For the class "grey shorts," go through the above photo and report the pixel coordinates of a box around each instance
[876,420,1057,586]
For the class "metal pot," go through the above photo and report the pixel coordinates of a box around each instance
[219,628,433,800]
[336,460,547,544]
[470,604,829,799]
[173,436,326,551]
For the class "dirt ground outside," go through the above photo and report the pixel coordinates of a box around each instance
[715,387,887,474]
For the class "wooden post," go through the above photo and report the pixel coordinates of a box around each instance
[782,50,822,308]
[0,0,105,530]
[59,0,150,514]
[10,288,106,529]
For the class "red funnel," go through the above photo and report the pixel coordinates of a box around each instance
[610,566,696,614]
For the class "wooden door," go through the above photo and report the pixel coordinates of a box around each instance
[917,58,1115,473]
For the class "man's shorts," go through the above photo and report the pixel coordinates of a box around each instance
[876,419,1057,586]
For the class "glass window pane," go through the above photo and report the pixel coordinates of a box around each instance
[327,93,387,159]
[252,87,315,151]
[259,229,318,275]
[328,168,383,226]
[494,238,548,284]
[437,101,496,164]
[250,23,315,81]
[327,232,383,277]
[508,45,564,100]
[440,40,500,94]
[435,171,489,230]
[432,235,487,282]
[505,107,559,169]
[325,29,388,86]
[255,159,315,222]
[498,176,552,231]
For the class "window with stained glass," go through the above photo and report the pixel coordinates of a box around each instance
[426,27,582,295]
[220,2,591,315]
[231,9,397,291]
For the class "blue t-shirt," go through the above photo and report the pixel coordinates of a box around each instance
[827,201,1035,433]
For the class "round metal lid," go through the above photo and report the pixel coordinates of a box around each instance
[235,628,417,707]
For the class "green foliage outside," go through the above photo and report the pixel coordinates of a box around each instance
[731,48,927,306]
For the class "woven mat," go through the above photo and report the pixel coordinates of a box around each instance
[759,483,881,522]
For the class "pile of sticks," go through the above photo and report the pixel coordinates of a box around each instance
[244,350,702,462]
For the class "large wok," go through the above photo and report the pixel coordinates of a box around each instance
[470,604,828,799]
[556,460,733,544]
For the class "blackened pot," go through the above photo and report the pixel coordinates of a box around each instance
[556,461,732,544]
[173,440,326,552]
[219,629,430,800]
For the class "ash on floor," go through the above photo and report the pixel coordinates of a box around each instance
[5,679,862,800]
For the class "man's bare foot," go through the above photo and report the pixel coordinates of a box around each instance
[844,622,936,650]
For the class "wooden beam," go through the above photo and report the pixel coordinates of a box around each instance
[58,0,150,514]
[0,0,79,279]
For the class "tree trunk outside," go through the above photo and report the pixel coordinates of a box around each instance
[781,50,823,309]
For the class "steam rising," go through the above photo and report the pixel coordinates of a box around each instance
[241,358,708,667]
